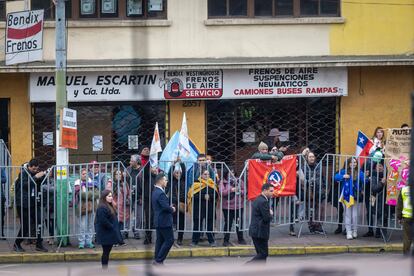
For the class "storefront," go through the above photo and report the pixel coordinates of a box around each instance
[28,67,347,169]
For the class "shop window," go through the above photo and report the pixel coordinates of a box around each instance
[31,0,166,20]
[206,98,338,173]
[31,0,72,19]
[208,0,340,18]
[32,102,166,169]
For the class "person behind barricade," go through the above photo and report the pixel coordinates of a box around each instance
[167,158,186,246]
[268,128,290,154]
[1,167,6,239]
[303,152,326,234]
[397,184,413,255]
[139,163,157,245]
[290,157,305,236]
[13,158,48,252]
[41,172,55,245]
[126,154,142,240]
[251,141,283,161]
[335,157,367,240]
[140,146,150,167]
[88,161,108,192]
[188,169,219,247]
[370,126,386,153]
[95,190,122,269]
[364,159,389,238]
[110,169,131,242]
[220,168,246,246]
[74,168,99,249]
[187,154,216,186]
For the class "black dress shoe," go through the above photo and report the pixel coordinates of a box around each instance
[334,227,342,234]
[35,245,48,252]
[13,244,25,253]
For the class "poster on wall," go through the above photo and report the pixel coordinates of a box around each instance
[384,128,411,206]
[42,132,53,146]
[92,135,103,151]
[5,9,44,65]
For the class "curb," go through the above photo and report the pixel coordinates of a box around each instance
[0,243,403,264]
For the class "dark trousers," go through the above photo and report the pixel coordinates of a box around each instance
[402,218,413,255]
[251,237,269,262]
[223,209,244,242]
[192,199,215,244]
[175,210,185,242]
[143,202,153,242]
[154,227,174,263]
[337,203,344,228]
[101,244,113,268]
[15,206,43,247]
[1,196,5,236]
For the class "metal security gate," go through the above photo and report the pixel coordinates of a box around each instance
[32,102,166,169]
[206,98,339,173]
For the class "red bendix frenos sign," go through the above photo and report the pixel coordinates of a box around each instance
[5,9,44,65]
[163,70,224,99]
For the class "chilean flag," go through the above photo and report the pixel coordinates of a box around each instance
[355,131,374,164]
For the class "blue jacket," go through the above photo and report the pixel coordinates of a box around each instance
[152,186,174,228]
[334,169,366,203]
[95,205,122,246]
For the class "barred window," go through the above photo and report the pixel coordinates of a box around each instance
[32,102,166,170]
[206,98,339,173]
[208,0,340,18]
[30,0,166,20]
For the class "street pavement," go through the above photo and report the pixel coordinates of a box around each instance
[0,223,403,253]
[0,253,411,276]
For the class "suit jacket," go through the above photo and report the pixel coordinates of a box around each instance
[152,186,174,228]
[249,194,272,240]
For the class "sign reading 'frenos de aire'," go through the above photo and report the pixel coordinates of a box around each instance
[29,67,347,102]
[5,9,44,65]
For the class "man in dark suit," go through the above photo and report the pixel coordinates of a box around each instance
[248,183,274,263]
[152,173,176,265]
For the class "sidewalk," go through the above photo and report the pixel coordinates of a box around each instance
[0,224,403,263]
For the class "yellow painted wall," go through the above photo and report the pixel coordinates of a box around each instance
[340,66,414,154]
[0,74,32,167]
[330,1,414,55]
[169,101,206,153]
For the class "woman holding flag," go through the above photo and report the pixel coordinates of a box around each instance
[187,169,219,247]
[335,157,367,240]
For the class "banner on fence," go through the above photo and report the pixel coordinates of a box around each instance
[385,128,411,206]
[248,155,297,200]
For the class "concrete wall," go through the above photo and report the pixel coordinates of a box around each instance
[340,66,414,155]
[0,73,32,167]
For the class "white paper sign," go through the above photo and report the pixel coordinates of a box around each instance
[128,135,139,150]
[43,132,53,146]
[148,0,163,11]
[92,135,103,151]
[243,132,256,143]
[5,10,44,65]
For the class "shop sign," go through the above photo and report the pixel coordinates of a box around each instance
[5,10,44,65]
[30,67,347,102]
[60,108,78,149]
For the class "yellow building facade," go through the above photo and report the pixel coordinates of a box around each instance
[0,0,412,168]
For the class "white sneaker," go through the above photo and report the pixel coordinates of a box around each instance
[346,232,353,240]
[352,230,357,239]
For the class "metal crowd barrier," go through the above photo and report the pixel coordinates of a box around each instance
[0,155,403,245]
